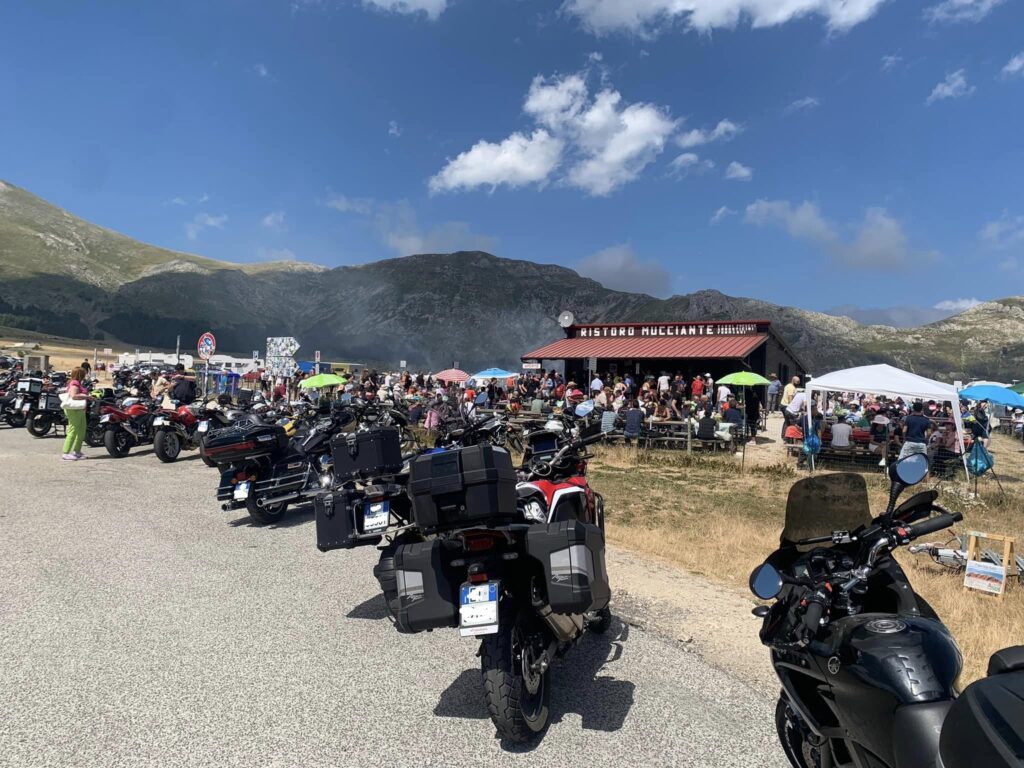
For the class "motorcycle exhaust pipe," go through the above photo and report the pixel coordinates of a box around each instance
[256,492,303,508]
[532,598,584,643]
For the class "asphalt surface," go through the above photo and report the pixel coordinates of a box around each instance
[0,427,787,768]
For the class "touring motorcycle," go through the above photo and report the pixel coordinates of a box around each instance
[748,453,1024,768]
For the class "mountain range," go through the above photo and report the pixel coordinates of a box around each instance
[1,179,1022,381]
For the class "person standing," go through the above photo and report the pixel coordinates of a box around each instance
[657,371,670,395]
[590,372,604,395]
[81,358,92,377]
[691,375,704,400]
[781,376,800,409]
[766,374,782,413]
[61,366,90,461]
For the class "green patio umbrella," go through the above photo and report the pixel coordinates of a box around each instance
[717,371,770,468]
[1012,381,1024,395]
[299,373,346,389]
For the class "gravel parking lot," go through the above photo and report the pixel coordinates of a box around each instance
[0,428,786,768]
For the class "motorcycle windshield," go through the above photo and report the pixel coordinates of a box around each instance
[781,473,872,549]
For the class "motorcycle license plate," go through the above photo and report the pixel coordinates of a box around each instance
[14,398,22,410]
[22,403,31,412]
[362,501,390,533]
[153,417,167,426]
[233,481,251,501]
[100,414,111,423]
[459,581,499,637]
[197,421,209,433]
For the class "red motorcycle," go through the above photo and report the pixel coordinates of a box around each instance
[151,403,203,463]
[100,399,156,458]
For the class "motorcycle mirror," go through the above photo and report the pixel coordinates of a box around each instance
[884,453,929,518]
[749,563,783,600]
[574,400,595,417]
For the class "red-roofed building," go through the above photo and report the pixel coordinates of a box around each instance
[521,320,805,386]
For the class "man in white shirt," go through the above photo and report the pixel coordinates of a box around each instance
[782,390,807,437]
[716,383,731,406]
[830,419,853,448]
[590,375,603,393]
[657,373,670,393]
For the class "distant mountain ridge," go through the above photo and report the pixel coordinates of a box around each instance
[1,180,1022,380]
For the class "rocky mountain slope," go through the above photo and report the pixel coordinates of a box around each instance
[1,180,1021,379]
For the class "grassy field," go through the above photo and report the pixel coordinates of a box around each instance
[591,432,1024,685]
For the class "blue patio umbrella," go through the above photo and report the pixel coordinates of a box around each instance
[470,368,519,380]
[957,384,1024,408]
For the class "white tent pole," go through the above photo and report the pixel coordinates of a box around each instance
[951,401,969,481]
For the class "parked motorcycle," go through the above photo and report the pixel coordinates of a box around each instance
[100,398,156,457]
[748,454,1024,768]
[371,406,612,743]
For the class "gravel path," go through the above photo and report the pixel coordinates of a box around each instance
[0,428,787,768]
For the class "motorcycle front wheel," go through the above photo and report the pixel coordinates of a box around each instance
[85,423,104,448]
[104,428,133,458]
[480,605,551,743]
[776,696,823,768]
[154,429,182,463]
[27,412,53,437]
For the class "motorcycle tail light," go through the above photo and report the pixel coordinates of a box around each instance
[468,571,489,583]
[464,534,497,553]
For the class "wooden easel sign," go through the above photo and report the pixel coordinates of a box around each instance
[963,531,1017,599]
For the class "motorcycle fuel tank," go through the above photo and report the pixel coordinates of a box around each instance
[823,613,962,764]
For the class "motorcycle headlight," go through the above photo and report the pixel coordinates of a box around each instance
[522,499,546,524]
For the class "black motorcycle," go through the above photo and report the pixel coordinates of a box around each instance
[748,454,1024,768]
[208,404,352,525]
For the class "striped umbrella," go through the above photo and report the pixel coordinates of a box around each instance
[434,368,469,383]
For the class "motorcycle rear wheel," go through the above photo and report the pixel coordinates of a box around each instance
[104,428,132,458]
[154,429,182,463]
[245,493,288,526]
[27,412,53,437]
[480,605,551,743]
[6,412,27,428]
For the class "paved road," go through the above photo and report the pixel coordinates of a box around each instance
[0,428,787,768]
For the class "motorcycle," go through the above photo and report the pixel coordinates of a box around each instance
[208,403,350,525]
[100,398,156,457]
[748,453,1024,768]
[374,405,612,743]
[1,375,28,428]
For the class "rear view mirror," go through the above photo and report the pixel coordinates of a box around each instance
[889,452,928,486]
[749,563,783,600]
[575,400,595,417]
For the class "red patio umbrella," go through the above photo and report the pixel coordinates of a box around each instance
[242,371,261,381]
[434,368,469,383]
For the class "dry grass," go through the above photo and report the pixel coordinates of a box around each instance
[592,435,1024,684]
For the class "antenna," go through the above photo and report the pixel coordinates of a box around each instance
[558,310,575,328]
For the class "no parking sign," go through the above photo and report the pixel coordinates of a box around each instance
[197,332,216,360]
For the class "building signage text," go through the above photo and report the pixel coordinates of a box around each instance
[574,323,759,338]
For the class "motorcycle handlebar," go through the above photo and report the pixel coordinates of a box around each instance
[802,598,825,633]
[904,512,962,541]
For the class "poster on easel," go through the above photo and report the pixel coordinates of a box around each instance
[963,531,1017,599]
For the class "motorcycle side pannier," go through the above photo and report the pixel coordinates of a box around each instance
[17,379,43,395]
[393,539,461,634]
[313,489,384,551]
[41,393,62,412]
[526,520,611,615]
[330,427,404,481]
[202,422,288,467]
[408,445,517,531]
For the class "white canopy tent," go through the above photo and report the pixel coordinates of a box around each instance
[805,364,968,478]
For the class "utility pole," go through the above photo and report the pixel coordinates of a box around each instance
[175,335,181,365]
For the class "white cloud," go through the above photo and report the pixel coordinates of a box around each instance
[388,120,401,137]
[198,193,210,204]
[926,69,975,104]
[429,130,564,194]
[254,63,269,78]
[261,210,287,231]
[725,161,753,181]
[324,191,374,215]
[1001,52,1024,79]
[675,118,741,148]
[785,96,820,114]
[432,69,678,196]
[257,247,297,261]
[880,54,902,72]
[576,244,672,297]
[933,298,982,312]
[363,0,448,19]
[710,205,736,225]
[170,197,187,206]
[744,199,939,269]
[924,0,1004,24]
[669,152,714,177]
[184,212,228,241]
[562,0,889,36]
[979,212,1024,246]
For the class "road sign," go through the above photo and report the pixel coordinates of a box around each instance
[265,337,300,377]
[400,360,407,369]
[522,362,541,370]
[315,350,321,362]
[587,357,597,372]
[197,332,216,360]
[252,350,259,360]
[102,348,113,356]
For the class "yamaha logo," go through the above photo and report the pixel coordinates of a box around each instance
[865,619,907,634]
[827,657,841,675]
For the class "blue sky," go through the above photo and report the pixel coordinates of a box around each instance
[2,0,1022,321]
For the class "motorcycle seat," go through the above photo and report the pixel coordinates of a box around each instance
[989,646,1024,675]
[938,666,1024,768]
